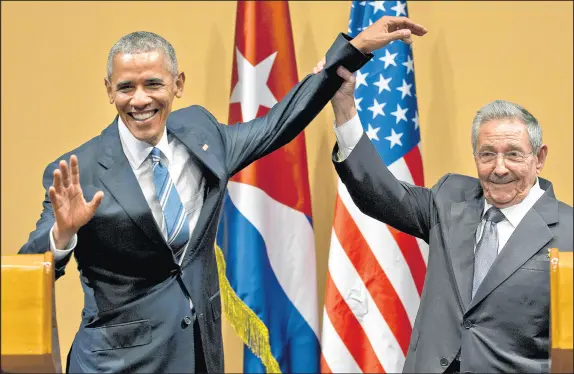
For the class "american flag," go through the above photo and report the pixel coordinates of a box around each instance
[321,1,428,372]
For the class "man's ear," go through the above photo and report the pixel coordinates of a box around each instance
[175,72,185,98]
[104,78,114,104]
[535,144,548,175]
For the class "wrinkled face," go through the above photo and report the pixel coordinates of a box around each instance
[105,50,185,145]
[475,119,547,208]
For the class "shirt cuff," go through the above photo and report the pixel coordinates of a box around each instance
[334,113,364,161]
[50,226,77,261]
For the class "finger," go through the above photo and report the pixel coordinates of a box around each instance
[388,17,427,35]
[385,29,412,44]
[318,58,325,69]
[313,67,318,74]
[388,17,427,36]
[48,186,59,207]
[53,169,63,193]
[88,191,105,213]
[336,66,355,83]
[70,155,80,186]
[402,36,413,45]
[60,160,70,188]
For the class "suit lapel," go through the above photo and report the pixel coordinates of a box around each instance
[96,119,171,251]
[167,117,225,180]
[467,185,558,312]
[447,185,484,311]
[96,116,227,266]
[167,118,225,266]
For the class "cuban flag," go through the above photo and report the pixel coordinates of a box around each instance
[215,1,320,372]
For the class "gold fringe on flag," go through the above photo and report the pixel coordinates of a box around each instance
[214,244,282,374]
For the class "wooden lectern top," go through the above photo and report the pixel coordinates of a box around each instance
[1,251,61,373]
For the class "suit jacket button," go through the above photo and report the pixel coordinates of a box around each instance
[182,316,193,327]
[440,357,449,366]
[463,320,473,329]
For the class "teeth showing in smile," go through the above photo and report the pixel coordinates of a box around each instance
[131,110,156,121]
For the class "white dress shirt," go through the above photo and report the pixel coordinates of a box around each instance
[477,180,544,253]
[51,117,205,265]
[333,113,545,253]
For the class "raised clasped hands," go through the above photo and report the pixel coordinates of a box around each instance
[50,155,104,248]
[313,16,426,125]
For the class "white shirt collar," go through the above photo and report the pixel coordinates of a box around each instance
[117,116,172,169]
[483,177,545,228]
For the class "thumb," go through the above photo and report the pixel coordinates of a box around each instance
[88,191,104,213]
[385,29,412,44]
[48,186,58,207]
[336,66,355,84]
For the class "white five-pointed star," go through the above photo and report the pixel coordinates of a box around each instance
[385,128,404,148]
[230,48,278,122]
[391,1,407,16]
[412,111,420,129]
[355,97,363,112]
[355,70,369,89]
[379,49,398,69]
[396,79,413,99]
[373,74,392,94]
[366,124,381,141]
[402,55,414,74]
[369,1,386,13]
[367,99,386,119]
[391,103,408,124]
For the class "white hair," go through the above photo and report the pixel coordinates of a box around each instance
[471,100,542,153]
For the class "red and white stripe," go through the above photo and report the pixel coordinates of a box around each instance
[321,145,428,373]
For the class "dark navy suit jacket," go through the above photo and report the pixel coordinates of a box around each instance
[19,34,371,373]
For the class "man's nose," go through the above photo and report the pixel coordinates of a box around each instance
[493,155,509,175]
[131,87,152,107]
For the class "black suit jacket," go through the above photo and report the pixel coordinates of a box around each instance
[335,134,573,373]
[19,34,371,373]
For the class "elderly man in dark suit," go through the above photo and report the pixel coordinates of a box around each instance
[312,60,573,372]
[18,16,427,374]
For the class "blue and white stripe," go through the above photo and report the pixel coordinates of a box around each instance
[151,147,190,258]
[217,181,319,373]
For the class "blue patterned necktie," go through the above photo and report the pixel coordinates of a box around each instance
[150,147,190,261]
[472,207,505,298]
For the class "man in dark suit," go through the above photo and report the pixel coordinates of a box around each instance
[313,62,573,372]
[18,17,427,373]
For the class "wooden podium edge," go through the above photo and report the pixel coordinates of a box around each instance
[549,248,573,373]
[1,252,62,373]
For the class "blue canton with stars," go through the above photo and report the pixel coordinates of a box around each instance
[349,1,421,166]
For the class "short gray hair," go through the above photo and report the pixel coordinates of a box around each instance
[471,100,542,153]
[107,31,178,80]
